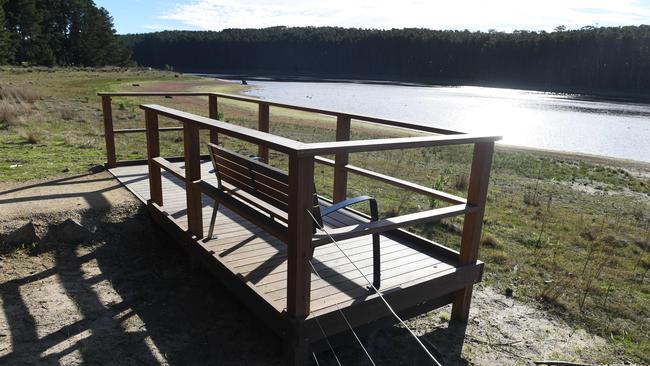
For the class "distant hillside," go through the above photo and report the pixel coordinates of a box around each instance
[123,26,650,97]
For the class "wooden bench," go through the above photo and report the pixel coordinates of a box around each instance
[206,143,382,288]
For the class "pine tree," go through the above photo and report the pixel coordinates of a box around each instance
[0,0,13,64]
[1,0,129,66]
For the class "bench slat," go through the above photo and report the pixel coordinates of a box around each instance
[216,161,289,203]
[219,171,290,212]
[210,143,289,184]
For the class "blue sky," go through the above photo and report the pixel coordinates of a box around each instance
[96,0,650,34]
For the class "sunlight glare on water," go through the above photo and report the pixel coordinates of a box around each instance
[243,81,650,162]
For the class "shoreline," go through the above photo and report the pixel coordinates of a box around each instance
[195,76,650,168]
[495,144,650,174]
[191,72,650,105]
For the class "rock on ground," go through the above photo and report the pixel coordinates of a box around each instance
[1,221,40,252]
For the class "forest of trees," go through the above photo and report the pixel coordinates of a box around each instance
[0,0,129,66]
[125,26,650,96]
[1,1,649,97]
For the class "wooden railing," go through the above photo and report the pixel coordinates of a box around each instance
[98,91,465,201]
[99,91,500,325]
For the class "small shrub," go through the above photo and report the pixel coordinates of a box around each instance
[23,131,40,144]
[489,250,509,265]
[523,189,541,206]
[481,232,500,247]
[580,229,596,242]
[0,101,21,126]
[454,173,468,190]
[59,108,77,121]
[504,287,514,297]
[429,168,451,208]
[77,139,97,149]
[438,311,450,322]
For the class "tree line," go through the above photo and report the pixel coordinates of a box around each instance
[124,26,650,96]
[0,0,129,66]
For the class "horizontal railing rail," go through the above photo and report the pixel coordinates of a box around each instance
[140,104,500,155]
[313,156,466,204]
[98,91,464,135]
[142,104,304,154]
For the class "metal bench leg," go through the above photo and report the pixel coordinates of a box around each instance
[206,201,219,240]
[372,233,380,290]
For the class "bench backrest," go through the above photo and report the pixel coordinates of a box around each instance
[208,143,323,227]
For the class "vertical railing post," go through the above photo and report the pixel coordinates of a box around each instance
[184,121,204,238]
[451,142,495,322]
[333,114,351,202]
[208,94,219,144]
[285,153,314,364]
[101,95,117,168]
[258,103,270,162]
[144,109,162,206]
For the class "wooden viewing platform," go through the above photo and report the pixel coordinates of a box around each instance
[99,91,501,365]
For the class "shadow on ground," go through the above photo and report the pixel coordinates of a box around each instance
[0,202,476,366]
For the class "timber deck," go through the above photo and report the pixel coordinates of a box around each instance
[109,161,483,342]
[98,91,499,363]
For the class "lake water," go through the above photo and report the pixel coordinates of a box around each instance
[242,80,650,162]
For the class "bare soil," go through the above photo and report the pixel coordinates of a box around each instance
[0,172,629,365]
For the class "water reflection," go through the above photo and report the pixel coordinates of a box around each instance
[244,81,650,162]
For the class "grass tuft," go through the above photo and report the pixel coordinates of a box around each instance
[454,173,468,190]
[18,128,41,144]
[59,108,77,121]
[481,232,501,247]
[0,85,41,103]
[0,100,22,126]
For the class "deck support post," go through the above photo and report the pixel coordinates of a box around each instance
[284,317,309,366]
[184,121,204,238]
[451,142,495,322]
[258,103,270,162]
[208,95,219,144]
[333,115,351,202]
[144,110,162,206]
[286,154,315,366]
[101,95,117,168]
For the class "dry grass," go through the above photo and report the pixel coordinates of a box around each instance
[59,108,77,121]
[454,173,469,190]
[0,101,22,127]
[0,85,41,103]
[0,85,40,128]
[489,250,510,265]
[481,232,501,248]
[17,128,41,144]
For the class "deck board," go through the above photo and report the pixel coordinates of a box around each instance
[110,161,459,318]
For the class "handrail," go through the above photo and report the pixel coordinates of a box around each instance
[311,204,472,246]
[297,134,501,157]
[114,127,184,134]
[98,91,463,135]
[314,156,467,204]
[140,104,304,154]
[98,92,211,97]
[139,104,500,156]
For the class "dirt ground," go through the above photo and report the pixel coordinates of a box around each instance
[0,172,630,365]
